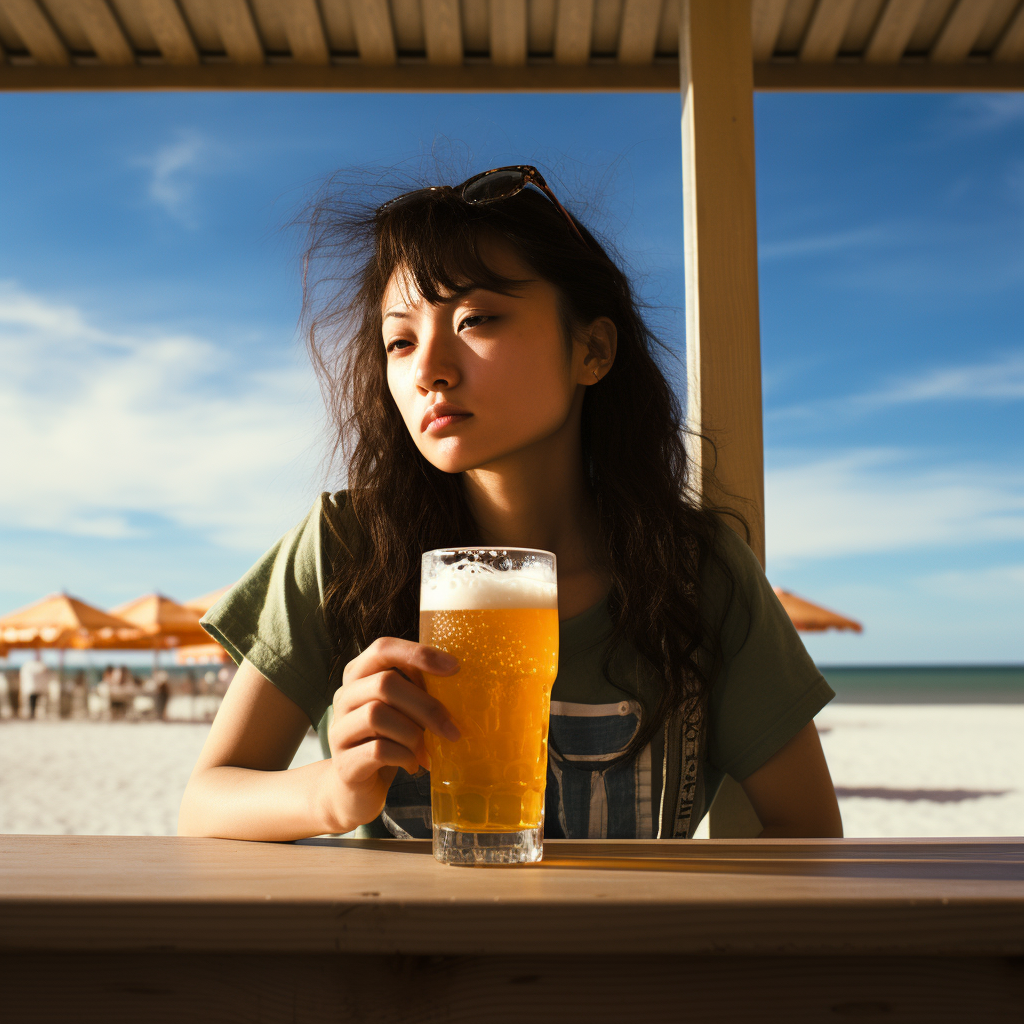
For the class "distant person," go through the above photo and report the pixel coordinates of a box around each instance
[153,670,171,721]
[20,653,50,719]
[179,168,843,843]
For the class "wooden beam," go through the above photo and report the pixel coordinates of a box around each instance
[209,0,263,64]
[73,0,134,65]
[754,58,1024,90]
[864,0,930,62]
[554,0,593,64]
[281,0,330,64]
[0,58,679,91]
[349,0,396,64]
[136,0,199,65]
[800,0,860,62]
[618,0,661,64]
[679,0,765,563]
[750,0,788,61]
[931,0,999,61]
[994,1,1024,60]
[424,0,462,65]
[490,0,526,66]
[0,0,69,65]
[679,0,765,842]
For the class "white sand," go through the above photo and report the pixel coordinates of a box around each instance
[1,705,1021,837]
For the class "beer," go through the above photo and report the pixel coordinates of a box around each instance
[420,548,558,863]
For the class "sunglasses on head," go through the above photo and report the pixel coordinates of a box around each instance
[375,165,590,249]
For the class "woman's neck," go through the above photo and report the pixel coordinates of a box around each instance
[462,425,609,618]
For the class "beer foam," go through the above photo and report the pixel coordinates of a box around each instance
[421,561,557,611]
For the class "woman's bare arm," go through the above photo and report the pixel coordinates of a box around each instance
[178,660,339,841]
[739,721,844,838]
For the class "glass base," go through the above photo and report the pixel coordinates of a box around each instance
[432,824,543,865]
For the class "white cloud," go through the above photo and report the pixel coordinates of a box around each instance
[768,353,1024,424]
[758,225,892,263]
[950,95,1024,134]
[765,449,1024,565]
[0,281,327,550]
[922,563,1024,603]
[134,133,212,225]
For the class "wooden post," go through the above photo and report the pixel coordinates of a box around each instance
[679,0,765,838]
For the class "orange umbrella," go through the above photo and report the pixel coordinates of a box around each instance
[0,593,142,650]
[176,585,235,664]
[773,588,863,633]
[109,593,211,650]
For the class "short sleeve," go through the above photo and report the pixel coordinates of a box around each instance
[201,493,339,728]
[705,525,835,781]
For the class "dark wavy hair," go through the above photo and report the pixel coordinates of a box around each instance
[300,170,738,761]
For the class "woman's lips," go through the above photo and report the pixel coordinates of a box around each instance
[424,413,472,434]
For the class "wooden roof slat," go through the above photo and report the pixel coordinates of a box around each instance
[349,0,395,64]
[751,0,788,60]
[209,0,263,63]
[73,0,133,64]
[132,0,198,63]
[618,0,661,64]
[591,0,622,53]
[994,0,1024,58]
[490,0,526,66]
[865,0,930,61]
[318,0,357,51]
[554,0,594,64]
[423,0,461,64]
[932,0,1000,59]
[800,0,860,61]
[280,0,328,64]
[0,0,70,64]
[975,0,1021,48]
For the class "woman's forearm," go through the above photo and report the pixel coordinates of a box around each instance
[178,758,346,841]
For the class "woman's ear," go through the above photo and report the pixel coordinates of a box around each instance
[577,316,617,386]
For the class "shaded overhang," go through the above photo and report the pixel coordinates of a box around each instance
[0,0,1022,92]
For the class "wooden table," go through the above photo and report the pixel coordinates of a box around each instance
[2,835,1022,1022]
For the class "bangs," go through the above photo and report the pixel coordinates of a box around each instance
[372,190,551,305]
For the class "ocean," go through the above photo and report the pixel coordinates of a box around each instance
[820,665,1024,704]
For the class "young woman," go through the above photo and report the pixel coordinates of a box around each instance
[178,166,842,842]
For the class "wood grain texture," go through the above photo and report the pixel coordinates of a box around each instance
[554,0,593,62]
[350,0,396,63]
[135,0,199,64]
[281,0,329,63]
[865,0,930,61]
[617,0,662,63]
[424,0,463,64]
[993,0,1024,57]
[209,0,263,62]
[0,0,69,64]
[4,836,1022,956]
[490,0,526,65]
[800,0,860,61]
[679,0,765,563]
[4,951,1024,1024]
[751,0,789,60]
[932,0,999,59]
[73,0,134,63]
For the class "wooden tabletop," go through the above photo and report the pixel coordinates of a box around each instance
[2,835,1022,957]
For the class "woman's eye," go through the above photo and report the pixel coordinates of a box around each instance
[386,339,412,354]
[458,315,490,331]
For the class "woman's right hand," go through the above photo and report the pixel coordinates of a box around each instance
[320,637,461,834]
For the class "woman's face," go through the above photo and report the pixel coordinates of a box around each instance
[382,242,610,475]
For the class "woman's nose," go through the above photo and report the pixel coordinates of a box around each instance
[414,335,460,393]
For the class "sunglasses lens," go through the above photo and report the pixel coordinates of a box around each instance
[461,170,526,204]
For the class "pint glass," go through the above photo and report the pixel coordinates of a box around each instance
[419,547,558,865]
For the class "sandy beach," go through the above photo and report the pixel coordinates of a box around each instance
[1,705,1021,838]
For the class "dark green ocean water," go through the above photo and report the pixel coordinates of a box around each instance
[819,665,1024,704]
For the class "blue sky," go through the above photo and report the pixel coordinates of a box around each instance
[1,90,1021,664]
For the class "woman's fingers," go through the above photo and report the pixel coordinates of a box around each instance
[342,636,458,688]
[335,699,430,766]
[340,737,422,783]
[335,669,460,742]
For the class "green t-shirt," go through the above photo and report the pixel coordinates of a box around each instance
[202,492,834,839]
